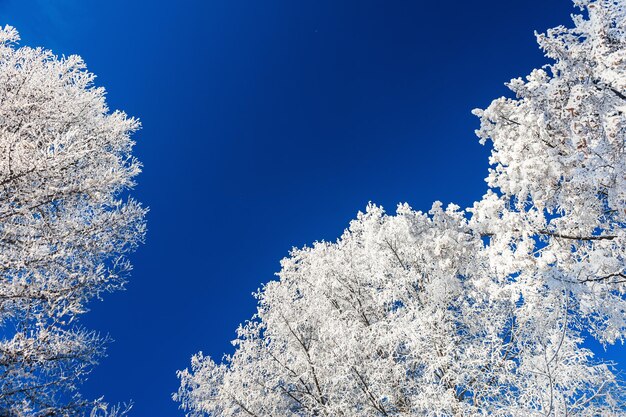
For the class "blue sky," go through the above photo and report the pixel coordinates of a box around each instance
[1,1,622,416]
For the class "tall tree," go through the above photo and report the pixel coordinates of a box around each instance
[176,1,626,416]
[0,26,146,416]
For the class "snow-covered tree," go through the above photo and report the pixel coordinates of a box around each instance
[176,1,626,416]
[0,26,145,416]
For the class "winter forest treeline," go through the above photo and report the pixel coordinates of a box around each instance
[1,0,626,416]
[176,1,626,416]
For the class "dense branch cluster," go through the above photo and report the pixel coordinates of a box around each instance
[176,1,626,416]
[0,27,145,416]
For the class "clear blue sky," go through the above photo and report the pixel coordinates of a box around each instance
[1,1,622,416]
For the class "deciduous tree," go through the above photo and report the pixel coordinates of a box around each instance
[0,26,146,416]
[176,1,626,415]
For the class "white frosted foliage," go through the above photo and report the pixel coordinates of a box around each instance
[0,26,145,416]
[177,2,626,416]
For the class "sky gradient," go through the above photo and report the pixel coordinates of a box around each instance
[1,1,621,416]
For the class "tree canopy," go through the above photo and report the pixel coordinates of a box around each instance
[176,1,626,415]
[0,26,145,416]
